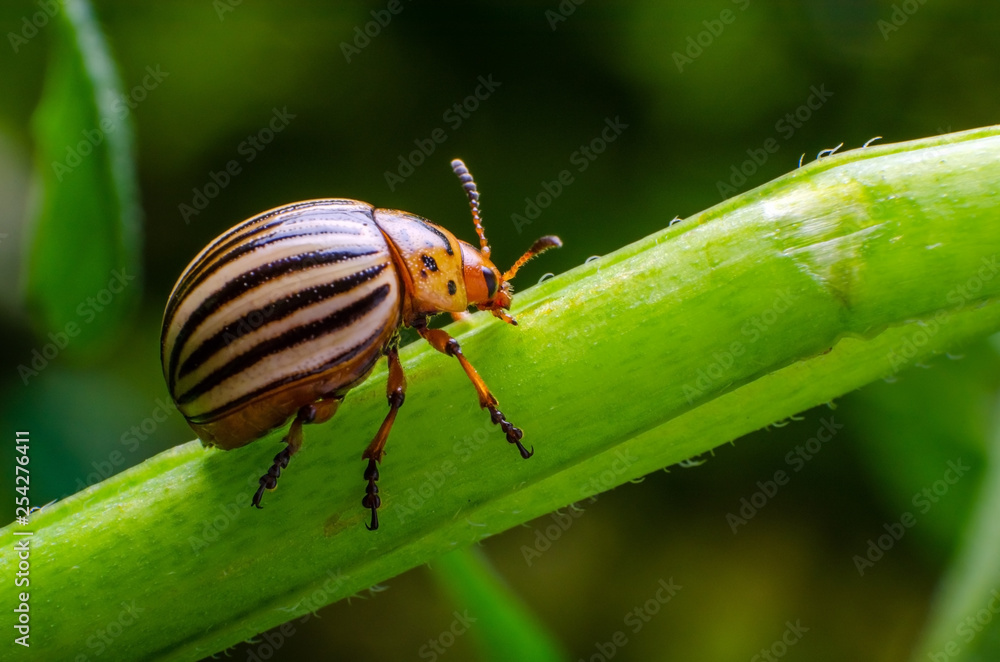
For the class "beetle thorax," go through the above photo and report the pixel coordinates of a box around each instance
[373,209,470,319]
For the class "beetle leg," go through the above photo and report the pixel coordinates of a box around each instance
[416,325,532,459]
[360,345,407,531]
[252,397,342,509]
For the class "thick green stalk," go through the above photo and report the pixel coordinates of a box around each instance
[4,127,1000,660]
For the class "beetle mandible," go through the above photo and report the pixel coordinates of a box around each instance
[160,159,561,530]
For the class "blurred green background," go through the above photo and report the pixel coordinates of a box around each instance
[2,1,999,660]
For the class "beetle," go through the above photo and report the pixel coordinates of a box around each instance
[160,158,561,530]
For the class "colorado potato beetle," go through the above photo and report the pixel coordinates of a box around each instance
[160,159,561,530]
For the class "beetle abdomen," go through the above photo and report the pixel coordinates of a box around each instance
[161,200,402,447]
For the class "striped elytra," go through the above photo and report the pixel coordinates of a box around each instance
[162,200,409,449]
[160,159,562,530]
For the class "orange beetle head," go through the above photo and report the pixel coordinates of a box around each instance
[450,158,561,325]
[459,235,561,325]
[460,240,505,308]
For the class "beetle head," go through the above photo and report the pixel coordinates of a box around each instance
[451,158,561,325]
[459,236,562,325]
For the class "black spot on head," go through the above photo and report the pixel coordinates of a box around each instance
[422,254,439,272]
[447,280,457,296]
[420,270,428,279]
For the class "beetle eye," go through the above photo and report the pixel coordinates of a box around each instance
[481,266,498,298]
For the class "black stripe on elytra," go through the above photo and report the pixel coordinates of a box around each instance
[183,209,370,291]
[164,202,373,330]
[411,217,454,255]
[196,200,369,270]
[166,219,369,327]
[167,247,379,391]
[177,262,389,380]
[166,208,302,328]
[172,219,304,300]
[185,325,387,424]
[186,226,365,293]
[176,283,391,406]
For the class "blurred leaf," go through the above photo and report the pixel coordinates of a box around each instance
[24,0,141,355]
[912,364,1000,661]
[3,127,1000,660]
[842,341,999,558]
[430,547,568,662]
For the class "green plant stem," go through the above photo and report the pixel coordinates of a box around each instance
[4,126,1000,660]
[911,386,1000,661]
[430,548,568,661]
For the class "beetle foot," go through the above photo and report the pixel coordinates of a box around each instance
[362,458,381,530]
[252,447,293,509]
[488,405,532,458]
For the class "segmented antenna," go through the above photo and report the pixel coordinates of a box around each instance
[502,235,563,281]
[451,159,490,260]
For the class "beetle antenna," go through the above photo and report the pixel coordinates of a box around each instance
[502,235,563,281]
[451,158,490,260]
